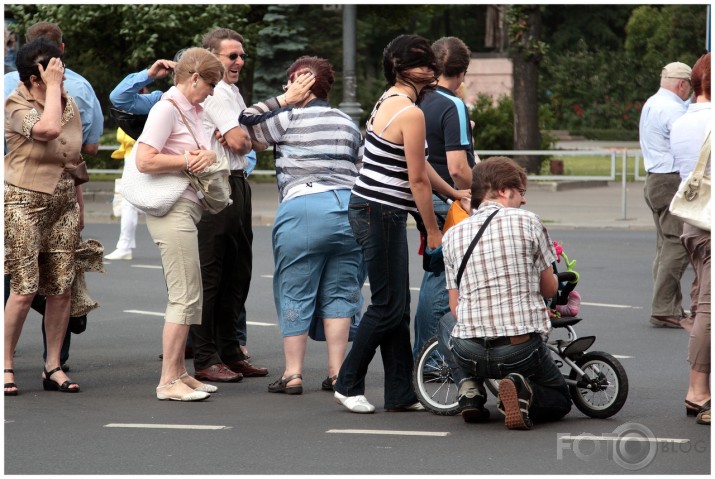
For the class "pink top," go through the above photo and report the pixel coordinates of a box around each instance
[138,86,212,205]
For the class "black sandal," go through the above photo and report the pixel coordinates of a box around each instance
[42,366,80,393]
[321,375,337,391]
[267,373,303,395]
[4,369,18,396]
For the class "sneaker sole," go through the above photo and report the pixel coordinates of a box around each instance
[498,379,531,430]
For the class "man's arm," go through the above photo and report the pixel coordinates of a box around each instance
[539,265,558,299]
[446,149,473,190]
[449,288,459,318]
[221,126,253,155]
[109,66,165,115]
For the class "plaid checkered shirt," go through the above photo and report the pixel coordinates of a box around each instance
[443,201,556,339]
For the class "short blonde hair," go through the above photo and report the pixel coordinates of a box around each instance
[174,47,223,86]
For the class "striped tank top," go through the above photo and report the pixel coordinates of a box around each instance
[352,93,424,212]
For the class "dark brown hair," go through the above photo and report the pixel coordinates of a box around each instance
[382,34,439,97]
[25,22,62,45]
[471,156,527,209]
[201,27,245,53]
[16,38,63,88]
[432,36,470,78]
[287,56,335,100]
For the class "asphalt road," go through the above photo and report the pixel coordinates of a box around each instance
[4,224,709,476]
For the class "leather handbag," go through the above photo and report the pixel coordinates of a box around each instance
[66,159,89,185]
[669,129,711,231]
[108,107,148,141]
[118,145,189,217]
[167,100,232,215]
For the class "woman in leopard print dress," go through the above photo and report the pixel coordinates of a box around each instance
[4,39,84,395]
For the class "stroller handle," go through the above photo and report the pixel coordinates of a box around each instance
[556,271,578,284]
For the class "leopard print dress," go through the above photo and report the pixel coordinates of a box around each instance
[4,93,81,297]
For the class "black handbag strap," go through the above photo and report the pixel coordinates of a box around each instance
[456,209,499,288]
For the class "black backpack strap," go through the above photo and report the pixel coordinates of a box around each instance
[456,209,499,288]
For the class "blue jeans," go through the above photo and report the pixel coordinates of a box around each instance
[444,313,572,422]
[413,195,450,357]
[335,196,418,409]
[272,190,363,336]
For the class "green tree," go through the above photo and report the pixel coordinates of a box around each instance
[253,4,309,102]
[625,5,706,92]
[5,4,251,119]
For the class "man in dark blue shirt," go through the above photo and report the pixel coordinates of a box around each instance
[414,36,478,363]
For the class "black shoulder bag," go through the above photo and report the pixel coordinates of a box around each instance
[456,210,499,288]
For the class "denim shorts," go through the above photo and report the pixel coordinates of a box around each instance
[272,189,364,336]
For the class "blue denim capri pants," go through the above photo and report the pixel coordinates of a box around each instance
[272,189,363,337]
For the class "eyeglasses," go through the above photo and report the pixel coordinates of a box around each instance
[217,52,247,62]
[516,188,526,197]
[189,71,217,88]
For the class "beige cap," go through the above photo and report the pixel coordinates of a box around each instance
[661,62,692,80]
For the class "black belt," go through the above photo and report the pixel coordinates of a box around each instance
[230,169,247,178]
[472,333,536,348]
[647,171,679,175]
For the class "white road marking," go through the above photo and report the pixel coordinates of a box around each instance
[123,310,275,326]
[104,423,229,430]
[246,321,276,327]
[131,265,163,269]
[581,301,642,310]
[124,310,163,316]
[326,429,449,437]
[261,274,273,278]
[612,355,633,359]
[557,435,689,444]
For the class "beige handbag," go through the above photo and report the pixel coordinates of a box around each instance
[670,129,711,231]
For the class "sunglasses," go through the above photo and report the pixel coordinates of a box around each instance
[217,52,247,62]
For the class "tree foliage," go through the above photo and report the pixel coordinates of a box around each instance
[253,4,309,102]
[4,3,709,151]
[6,4,251,121]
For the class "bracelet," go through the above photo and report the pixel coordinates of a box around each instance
[183,151,189,171]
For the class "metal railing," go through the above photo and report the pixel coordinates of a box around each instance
[91,146,645,220]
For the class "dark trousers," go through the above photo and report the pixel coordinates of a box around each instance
[4,274,71,364]
[190,176,251,370]
[335,196,417,409]
[448,318,572,423]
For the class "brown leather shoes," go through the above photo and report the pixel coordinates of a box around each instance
[226,360,269,377]
[650,316,684,329]
[194,364,243,382]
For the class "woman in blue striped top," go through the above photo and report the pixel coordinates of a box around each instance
[334,35,469,413]
[240,56,365,395]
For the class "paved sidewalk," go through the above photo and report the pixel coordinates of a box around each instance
[82,179,654,230]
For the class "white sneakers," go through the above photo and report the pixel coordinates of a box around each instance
[104,249,132,261]
[334,391,375,413]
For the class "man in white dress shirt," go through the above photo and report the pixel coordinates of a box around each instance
[639,61,692,329]
[191,28,268,382]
